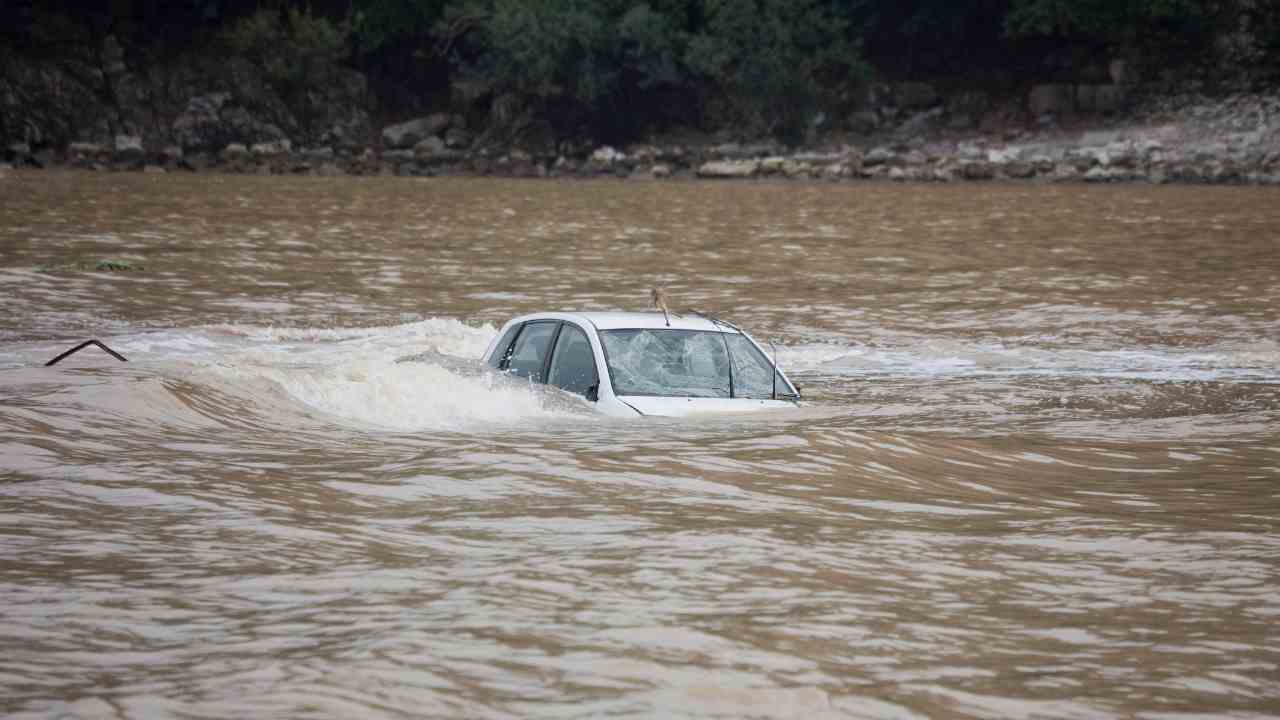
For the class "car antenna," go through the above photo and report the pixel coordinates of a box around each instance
[769,337,778,400]
[650,287,671,327]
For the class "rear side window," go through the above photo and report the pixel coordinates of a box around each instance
[504,322,558,382]
[548,324,598,398]
[487,325,523,368]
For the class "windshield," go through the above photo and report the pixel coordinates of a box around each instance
[599,329,795,399]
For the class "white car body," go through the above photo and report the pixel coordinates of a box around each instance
[481,311,801,418]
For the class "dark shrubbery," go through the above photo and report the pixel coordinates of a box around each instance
[1,0,1270,146]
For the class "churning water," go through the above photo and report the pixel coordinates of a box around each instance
[1,172,1278,718]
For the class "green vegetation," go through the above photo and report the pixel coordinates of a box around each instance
[2,1,1275,145]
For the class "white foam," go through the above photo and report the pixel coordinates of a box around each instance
[254,354,579,431]
[778,340,1280,383]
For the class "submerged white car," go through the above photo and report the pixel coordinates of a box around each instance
[482,311,801,417]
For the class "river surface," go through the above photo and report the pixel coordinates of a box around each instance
[1,171,1278,719]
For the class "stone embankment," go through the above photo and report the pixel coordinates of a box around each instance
[4,93,1280,185]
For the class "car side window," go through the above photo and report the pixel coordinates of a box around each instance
[487,325,523,368]
[547,324,599,399]
[504,322,558,382]
[724,334,781,399]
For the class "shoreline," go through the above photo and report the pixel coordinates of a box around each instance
[6,92,1280,187]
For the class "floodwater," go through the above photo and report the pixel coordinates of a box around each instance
[0,171,1278,719]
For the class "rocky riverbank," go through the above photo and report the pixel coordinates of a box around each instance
[5,89,1280,186]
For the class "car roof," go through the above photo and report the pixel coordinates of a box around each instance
[509,311,743,333]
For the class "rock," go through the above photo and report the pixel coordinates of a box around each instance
[961,161,996,181]
[888,167,908,181]
[413,136,447,159]
[894,82,940,110]
[848,110,880,135]
[896,108,942,137]
[251,139,291,157]
[114,135,144,162]
[301,147,335,160]
[782,160,813,178]
[1101,142,1138,169]
[1052,163,1082,182]
[1084,166,1122,182]
[1003,161,1036,179]
[903,150,928,166]
[143,165,166,174]
[1029,155,1056,174]
[316,162,344,177]
[222,143,249,161]
[161,146,183,164]
[68,142,107,158]
[714,142,774,159]
[382,149,414,161]
[1028,84,1074,116]
[986,147,1019,164]
[382,114,450,150]
[7,142,31,161]
[863,147,894,166]
[932,164,959,182]
[651,164,672,179]
[696,160,760,178]
[591,145,625,165]
[444,127,472,149]
[759,156,786,175]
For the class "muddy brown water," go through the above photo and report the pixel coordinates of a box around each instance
[1,171,1278,718]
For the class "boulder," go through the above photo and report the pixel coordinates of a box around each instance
[6,142,31,162]
[591,145,626,165]
[114,135,144,162]
[1084,166,1124,182]
[68,142,107,158]
[848,110,880,135]
[444,127,472,149]
[960,161,996,181]
[173,93,287,152]
[413,136,447,159]
[863,147,895,166]
[251,139,291,157]
[651,164,672,179]
[822,163,848,180]
[760,156,786,175]
[1003,161,1036,179]
[696,160,760,178]
[222,143,249,161]
[1052,163,1082,182]
[382,114,450,150]
[301,147,335,160]
[714,142,773,159]
[903,150,928,166]
[782,160,813,178]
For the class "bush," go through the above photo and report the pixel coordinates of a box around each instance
[223,7,350,96]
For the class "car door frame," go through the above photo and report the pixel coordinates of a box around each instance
[492,317,601,402]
